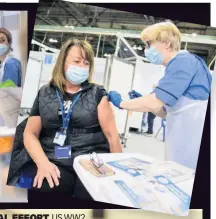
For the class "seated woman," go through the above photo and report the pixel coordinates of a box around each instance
[7,38,122,199]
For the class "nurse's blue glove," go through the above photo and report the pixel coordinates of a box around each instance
[128,90,142,99]
[108,91,123,109]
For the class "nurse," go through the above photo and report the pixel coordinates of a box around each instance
[0,28,22,87]
[108,21,212,170]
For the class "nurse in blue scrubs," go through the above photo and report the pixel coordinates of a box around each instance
[0,28,22,87]
[108,21,212,170]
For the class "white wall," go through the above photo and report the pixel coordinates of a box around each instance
[132,59,165,95]
[128,59,165,132]
[20,57,42,109]
[92,57,106,85]
[105,57,134,135]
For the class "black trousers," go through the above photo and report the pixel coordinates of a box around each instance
[147,112,156,133]
[22,162,92,200]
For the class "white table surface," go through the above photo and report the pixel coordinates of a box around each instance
[73,153,194,208]
[0,126,16,137]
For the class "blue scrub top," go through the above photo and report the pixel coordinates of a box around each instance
[2,58,22,87]
[154,51,212,107]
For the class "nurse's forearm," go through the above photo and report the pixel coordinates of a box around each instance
[23,132,49,167]
[153,108,167,118]
[120,94,164,114]
[120,96,153,112]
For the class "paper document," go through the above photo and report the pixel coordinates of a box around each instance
[147,161,195,183]
[0,88,22,127]
[107,157,151,178]
[107,158,194,183]
[114,175,191,216]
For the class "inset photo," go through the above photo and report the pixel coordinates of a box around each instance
[0,10,28,202]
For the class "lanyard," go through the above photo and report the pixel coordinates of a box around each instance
[56,89,81,132]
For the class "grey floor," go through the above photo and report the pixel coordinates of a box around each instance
[124,131,165,161]
[0,127,165,202]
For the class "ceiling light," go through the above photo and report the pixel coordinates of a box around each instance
[137,46,142,50]
[133,45,137,50]
[49,38,58,43]
[124,48,128,51]
[64,25,74,29]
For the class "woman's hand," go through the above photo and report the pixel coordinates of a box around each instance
[24,116,62,188]
[33,161,61,189]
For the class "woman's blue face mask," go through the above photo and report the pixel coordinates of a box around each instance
[65,64,89,85]
[0,44,9,56]
[144,46,163,65]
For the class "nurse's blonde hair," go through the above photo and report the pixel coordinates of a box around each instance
[140,21,182,51]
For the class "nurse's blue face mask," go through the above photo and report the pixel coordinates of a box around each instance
[144,40,163,65]
[65,64,89,85]
[0,44,9,56]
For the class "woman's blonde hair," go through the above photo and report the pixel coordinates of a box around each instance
[50,38,95,93]
[140,21,182,51]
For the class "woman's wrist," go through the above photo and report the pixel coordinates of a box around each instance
[109,139,122,153]
[35,156,49,168]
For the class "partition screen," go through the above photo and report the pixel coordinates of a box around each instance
[106,56,134,134]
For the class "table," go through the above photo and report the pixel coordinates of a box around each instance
[0,126,16,137]
[73,153,194,209]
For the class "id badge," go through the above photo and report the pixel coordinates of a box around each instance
[53,132,66,146]
[54,145,72,159]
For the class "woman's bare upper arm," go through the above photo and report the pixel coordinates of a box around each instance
[24,116,42,138]
[97,96,116,130]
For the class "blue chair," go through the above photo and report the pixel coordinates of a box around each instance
[16,171,34,189]
[155,118,166,142]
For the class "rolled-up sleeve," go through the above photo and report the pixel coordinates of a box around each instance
[155,55,197,107]
[97,85,108,104]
